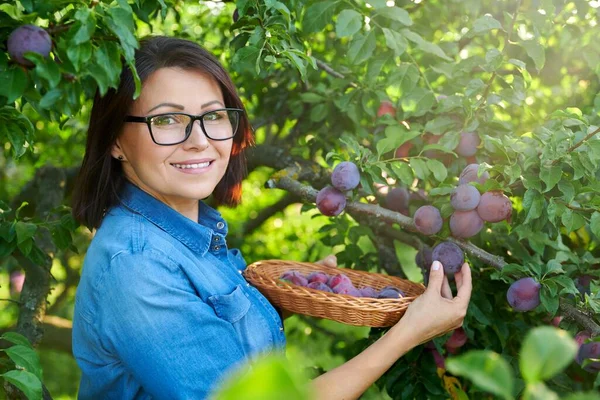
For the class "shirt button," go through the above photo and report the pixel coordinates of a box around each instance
[214,236,220,242]
[279,327,284,332]
[246,283,250,287]
[213,245,220,251]
[216,221,225,229]
[238,270,243,274]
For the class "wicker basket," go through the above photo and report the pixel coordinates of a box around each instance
[243,260,426,327]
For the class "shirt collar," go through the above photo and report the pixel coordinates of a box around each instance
[118,182,228,256]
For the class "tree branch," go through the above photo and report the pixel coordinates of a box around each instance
[265,161,600,336]
[314,58,359,89]
[552,126,600,166]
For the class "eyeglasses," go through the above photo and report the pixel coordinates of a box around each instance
[124,108,244,145]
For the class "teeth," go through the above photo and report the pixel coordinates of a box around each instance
[172,162,211,169]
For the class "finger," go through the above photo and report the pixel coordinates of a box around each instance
[324,254,337,268]
[426,260,445,293]
[441,275,452,299]
[454,263,472,305]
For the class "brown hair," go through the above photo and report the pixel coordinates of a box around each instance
[71,36,254,230]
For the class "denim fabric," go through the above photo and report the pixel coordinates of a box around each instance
[72,182,286,399]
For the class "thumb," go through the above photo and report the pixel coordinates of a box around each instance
[426,261,445,293]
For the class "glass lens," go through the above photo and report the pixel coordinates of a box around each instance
[202,110,240,140]
[149,114,191,144]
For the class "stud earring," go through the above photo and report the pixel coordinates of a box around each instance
[118,155,124,160]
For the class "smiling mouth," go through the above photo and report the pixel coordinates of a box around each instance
[171,161,213,169]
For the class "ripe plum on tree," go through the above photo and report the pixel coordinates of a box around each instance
[432,242,464,275]
[316,186,346,216]
[450,184,481,211]
[445,327,468,354]
[331,161,360,191]
[477,191,512,222]
[377,100,395,117]
[576,341,600,372]
[413,205,443,235]
[8,25,52,67]
[455,132,480,157]
[386,187,410,215]
[449,210,484,238]
[506,277,541,311]
[459,164,490,185]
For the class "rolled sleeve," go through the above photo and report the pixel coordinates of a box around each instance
[100,250,248,399]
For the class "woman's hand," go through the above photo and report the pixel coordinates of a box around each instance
[315,254,338,268]
[392,260,472,347]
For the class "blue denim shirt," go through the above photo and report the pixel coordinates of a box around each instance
[72,182,286,399]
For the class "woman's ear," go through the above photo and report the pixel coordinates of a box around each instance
[111,140,125,161]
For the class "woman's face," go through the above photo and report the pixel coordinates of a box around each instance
[113,67,233,215]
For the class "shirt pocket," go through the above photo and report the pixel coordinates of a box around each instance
[207,284,250,323]
[207,284,274,357]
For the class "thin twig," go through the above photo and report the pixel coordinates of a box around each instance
[315,58,359,88]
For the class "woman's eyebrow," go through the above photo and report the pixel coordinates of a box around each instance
[146,103,185,113]
[201,100,225,108]
[146,100,224,114]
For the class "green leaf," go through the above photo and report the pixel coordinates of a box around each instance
[558,181,574,203]
[520,326,578,383]
[390,162,414,186]
[540,285,559,315]
[410,158,429,180]
[67,41,92,72]
[232,46,261,74]
[73,7,96,44]
[1,370,42,400]
[472,15,503,33]
[400,87,435,117]
[389,63,419,93]
[15,222,37,245]
[382,28,407,56]
[401,29,452,61]
[379,7,413,26]
[336,9,362,37]
[426,159,447,182]
[303,1,338,33]
[520,40,545,71]
[446,350,514,400]
[0,67,28,103]
[214,355,311,400]
[523,189,544,224]
[522,382,559,400]
[4,345,43,381]
[347,31,377,65]
[105,5,139,62]
[540,165,562,192]
[563,393,600,400]
[590,212,600,239]
[1,332,32,348]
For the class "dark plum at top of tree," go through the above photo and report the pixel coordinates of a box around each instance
[233,8,240,22]
[7,25,52,67]
[432,242,465,275]
[316,186,346,216]
[331,161,360,191]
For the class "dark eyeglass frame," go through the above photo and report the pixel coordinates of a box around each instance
[123,107,244,146]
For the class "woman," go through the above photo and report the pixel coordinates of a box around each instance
[71,36,472,399]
